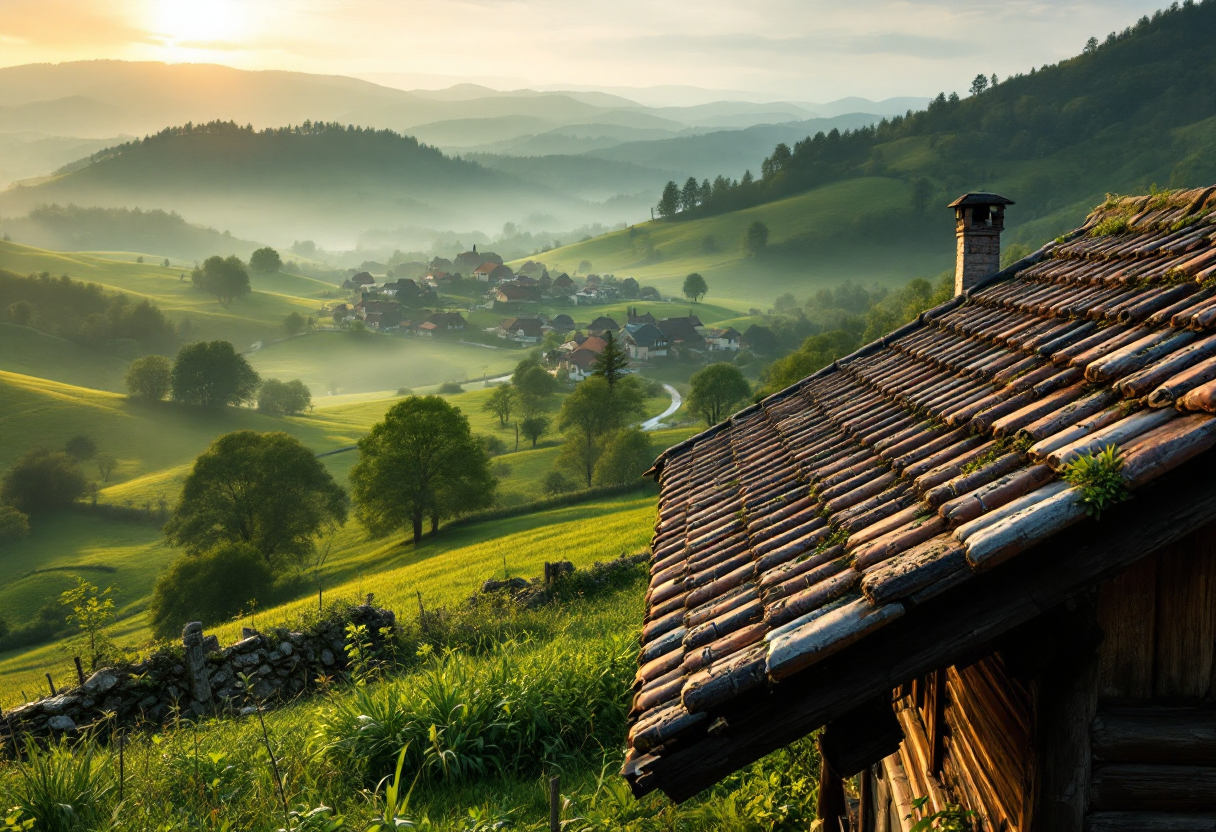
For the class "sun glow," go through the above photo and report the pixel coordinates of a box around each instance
[151,0,247,46]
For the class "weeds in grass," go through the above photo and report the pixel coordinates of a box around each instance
[10,736,114,832]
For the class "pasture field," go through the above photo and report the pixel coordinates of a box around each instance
[0,491,659,707]
[517,177,953,305]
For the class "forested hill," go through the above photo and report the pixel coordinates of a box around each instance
[665,0,1216,247]
[0,121,580,245]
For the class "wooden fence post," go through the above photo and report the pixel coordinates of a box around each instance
[549,774,561,832]
[74,656,86,687]
[46,674,57,696]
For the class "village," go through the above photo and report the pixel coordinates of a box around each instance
[325,244,754,380]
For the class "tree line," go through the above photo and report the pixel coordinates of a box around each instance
[1,270,177,353]
[654,0,1216,222]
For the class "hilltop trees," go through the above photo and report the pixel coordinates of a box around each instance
[125,354,173,401]
[165,430,348,567]
[683,273,708,303]
[689,363,751,426]
[657,181,681,219]
[249,247,283,274]
[350,396,495,544]
[170,341,260,407]
[192,255,250,304]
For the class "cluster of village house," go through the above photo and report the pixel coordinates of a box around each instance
[324,246,756,376]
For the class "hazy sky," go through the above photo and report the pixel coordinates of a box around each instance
[0,0,1172,101]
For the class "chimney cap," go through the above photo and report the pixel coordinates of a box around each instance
[949,192,1015,208]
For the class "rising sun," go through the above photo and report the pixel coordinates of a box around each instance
[152,0,247,45]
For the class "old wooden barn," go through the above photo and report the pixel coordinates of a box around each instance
[623,187,1216,831]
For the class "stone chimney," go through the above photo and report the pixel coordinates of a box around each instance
[949,192,1014,296]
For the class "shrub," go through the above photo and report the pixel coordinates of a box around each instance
[147,543,275,640]
[0,503,31,545]
[542,471,572,496]
[479,434,507,456]
[64,434,97,461]
[257,378,312,415]
[592,429,653,486]
[438,381,464,394]
[0,449,87,514]
[125,354,173,401]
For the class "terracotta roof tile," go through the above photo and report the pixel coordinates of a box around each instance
[624,186,1216,797]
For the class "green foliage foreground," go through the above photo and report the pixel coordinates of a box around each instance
[0,579,821,831]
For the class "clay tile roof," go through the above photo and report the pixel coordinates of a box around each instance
[624,184,1216,801]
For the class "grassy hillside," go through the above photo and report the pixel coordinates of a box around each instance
[523,177,953,304]
[0,490,659,705]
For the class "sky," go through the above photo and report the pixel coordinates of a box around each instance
[0,0,1174,102]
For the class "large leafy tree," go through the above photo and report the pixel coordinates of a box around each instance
[0,449,87,514]
[350,396,495,544]
[125,354,173,401]
[171,340,260,407]
[257,378,312,415]
[165,430,348,568]
[192,255,250,304]
[591,331,630,390]
[688,363,752,425]
[682,273,708,303]
[593,428,653,486]
[249,247,283,274]
[557,376,645,487]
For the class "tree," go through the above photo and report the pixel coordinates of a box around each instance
[7,300,32,325]
[683,273,708,303]
[147,543,274,640]
[578,260,593,274]
[349,396,495,544]
[1,449,87,514]
[688,363,752,426]
[591,331,631,391]
[1084,36,1099,54]
[520,415,550,448]
[60,577,117,671]
[249,247,283,274]
[657,180,680,219]
[191,255,250,304]
[592,428,653,486]
[541,470,571,496]
[125,354,173,401]
[282,311,310,336]
[257,378,312,415]
[171,341,260,407]
[165,430,348,568]
[680,177,700,212]
[0,504,30,546]
[969,74,989,96]
[515,364,558,417]
[95,453,117,483]
[64,435,97,461]
[482,384,517,427]
[557,376,645,486]
[744,221,769,256]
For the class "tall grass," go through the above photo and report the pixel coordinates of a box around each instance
[8,737,115,832]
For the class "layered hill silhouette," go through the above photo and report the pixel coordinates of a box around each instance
[0,121,584,245]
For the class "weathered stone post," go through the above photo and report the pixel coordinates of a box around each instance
[182,621,213,704]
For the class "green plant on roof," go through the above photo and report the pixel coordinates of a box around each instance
[814,527,850,555]
[960,438,1010,475]
[908,797,979,832]
[1013,433,1036,454]
[1062,444,1129,519]
[1090,213,1131,237]
[1146,184,1176,211]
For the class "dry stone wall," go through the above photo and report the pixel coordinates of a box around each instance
[2,604,395,741]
